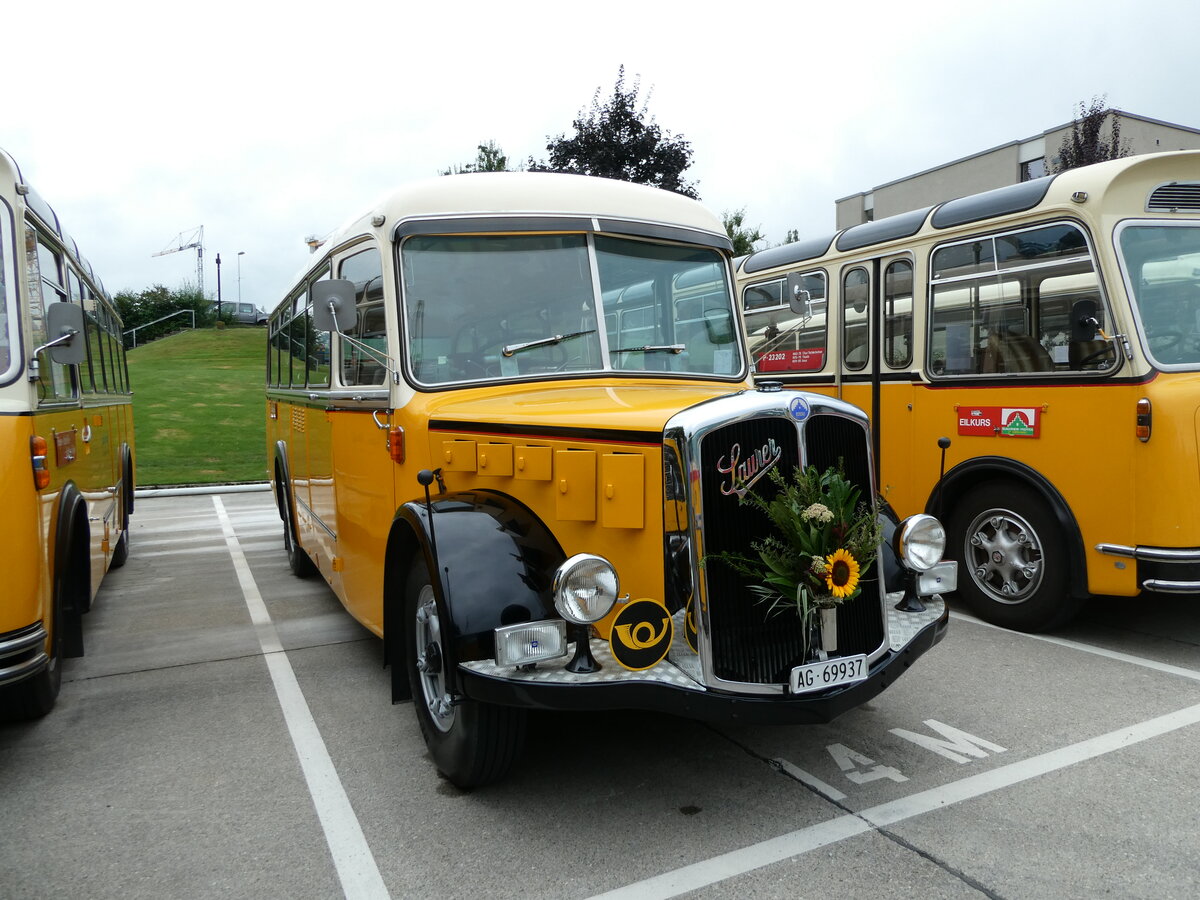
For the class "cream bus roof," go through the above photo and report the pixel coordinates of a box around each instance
[328,171,727,247]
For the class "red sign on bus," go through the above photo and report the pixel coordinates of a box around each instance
[957,406,1041,438]
[756,349,825,372]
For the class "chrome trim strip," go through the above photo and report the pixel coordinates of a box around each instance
[0,624,46,660]
[1142,579,1200,594]
[0,652,48,685]
[1097,543,1200,563]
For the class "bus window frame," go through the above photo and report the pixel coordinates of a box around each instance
[1114,218,1200,373]
[925,218,1115,380]
[0,197,18,385]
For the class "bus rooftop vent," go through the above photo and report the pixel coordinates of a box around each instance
[1147,182,1200,213]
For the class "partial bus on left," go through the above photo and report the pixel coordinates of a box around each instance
[0,148,134,718]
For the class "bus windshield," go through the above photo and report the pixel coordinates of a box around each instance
[402,232,740,385]
[1119,223,1200,367]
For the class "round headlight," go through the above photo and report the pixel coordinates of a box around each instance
[553,554,619,624]
[895,514,946,572]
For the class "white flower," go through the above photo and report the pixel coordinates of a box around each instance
[801,502,833,523]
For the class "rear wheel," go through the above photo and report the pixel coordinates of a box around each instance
[405,553,525,788]
[277,471,317,578]
[947,481,1082,632]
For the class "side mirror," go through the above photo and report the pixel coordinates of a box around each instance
[45,302,87,365]
[1070,298,1100,342]
[787,272,812,316]
[311,279,358,332]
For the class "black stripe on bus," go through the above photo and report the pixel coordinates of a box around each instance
[429,419,662,446]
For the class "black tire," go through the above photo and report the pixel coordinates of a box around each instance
[109,468,132,570]
[947,481,1083,632]
[405,553,525,788]
[278,473,317,578]
[109,526,130,569]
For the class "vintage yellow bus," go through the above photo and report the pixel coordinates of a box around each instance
[267,172,954,787]
[738,150,1200,632]
[0,148,135,718]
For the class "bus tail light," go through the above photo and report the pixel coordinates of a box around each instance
[388,427,405,463]
[1136,399,1152,442]
[31,435,50,489]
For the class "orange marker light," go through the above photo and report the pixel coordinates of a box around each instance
[388,427,405,463]
[31,435,50,489]
[1135,398,1152,442]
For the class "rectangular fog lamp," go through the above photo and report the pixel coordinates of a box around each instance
[494,620,568,667]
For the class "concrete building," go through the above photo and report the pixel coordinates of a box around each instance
[836,111,1200,230]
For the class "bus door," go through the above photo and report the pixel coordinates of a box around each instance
[837,255,917,497]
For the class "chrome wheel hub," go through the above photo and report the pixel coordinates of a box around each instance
[414,585,455,732]
[965,509,1043,604]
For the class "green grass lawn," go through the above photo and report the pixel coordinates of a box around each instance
[128,327,267,486]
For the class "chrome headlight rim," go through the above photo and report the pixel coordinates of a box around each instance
[552,553,619,624]
[895,513,946,573]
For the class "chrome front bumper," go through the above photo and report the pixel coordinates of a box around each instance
[1096,543,1200,593]
[0,624,49,687]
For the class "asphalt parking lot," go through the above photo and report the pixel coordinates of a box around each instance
[3,489,1199,899]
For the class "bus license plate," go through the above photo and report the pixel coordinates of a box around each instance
[789,654,868,695]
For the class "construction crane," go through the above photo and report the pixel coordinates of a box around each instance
[153,226,205,297]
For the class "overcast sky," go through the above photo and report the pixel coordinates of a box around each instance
[4,0,1196,309]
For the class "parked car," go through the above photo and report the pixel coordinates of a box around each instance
[213,301,267,325]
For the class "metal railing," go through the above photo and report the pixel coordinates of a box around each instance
[123,309,196,348]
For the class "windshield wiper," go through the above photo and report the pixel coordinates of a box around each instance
[502,329,596,357]
[611,344,685,354]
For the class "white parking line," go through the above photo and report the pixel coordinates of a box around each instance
[590,701,1200,899]
[949,610,1200,682]
[212,496,389,900]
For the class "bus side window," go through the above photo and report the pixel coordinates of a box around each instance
[337,246,386,387]
[28,229,76,402]
[884,259,913,368]
[842,266,869,371]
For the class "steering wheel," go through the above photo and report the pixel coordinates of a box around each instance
[1075,346,1115,367]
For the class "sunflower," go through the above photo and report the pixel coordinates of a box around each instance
[823,548,861,598]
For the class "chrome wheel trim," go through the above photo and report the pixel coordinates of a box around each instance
[964,506,1045,605]
[413,584,455,733]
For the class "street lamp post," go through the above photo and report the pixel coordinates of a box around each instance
[238,251,245,305]
[216,253,222,318]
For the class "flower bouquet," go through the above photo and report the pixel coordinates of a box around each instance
[708,464,883,660]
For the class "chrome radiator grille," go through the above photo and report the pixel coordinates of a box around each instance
[696,410,883,685]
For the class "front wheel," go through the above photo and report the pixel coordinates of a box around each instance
[947,481,1082,632]
[405,554,525,788]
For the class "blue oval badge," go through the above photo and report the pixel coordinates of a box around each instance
[789,396,810,422]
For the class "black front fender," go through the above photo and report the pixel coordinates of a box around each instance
[388,490,566,692]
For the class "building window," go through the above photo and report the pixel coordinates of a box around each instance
[1020,157,1047,181]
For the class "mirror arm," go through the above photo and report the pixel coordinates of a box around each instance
[29,328,79,379]
[339,331,401,385]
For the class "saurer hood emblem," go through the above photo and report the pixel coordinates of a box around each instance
[717,438,782,499]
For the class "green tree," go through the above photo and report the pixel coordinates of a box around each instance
[1053,96,1130,173]
[530,65,699,198]
[784,229,800,244]
[440,140,516,175]
[723,208,765,256]
[115,283,218,348]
